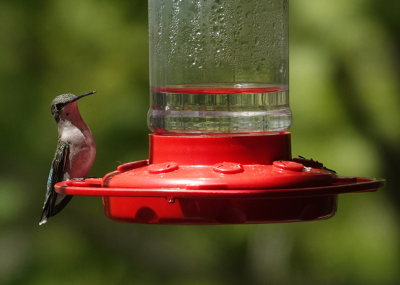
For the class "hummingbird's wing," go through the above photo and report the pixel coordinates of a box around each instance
[39,140,71,225]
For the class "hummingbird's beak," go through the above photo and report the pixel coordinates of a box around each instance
[71,91,96,103]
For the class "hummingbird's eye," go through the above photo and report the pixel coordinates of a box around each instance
[55,103,64,111]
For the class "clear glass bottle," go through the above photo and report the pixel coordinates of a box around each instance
[148,0,290,134]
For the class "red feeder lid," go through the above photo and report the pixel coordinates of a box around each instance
[55,133,384,224]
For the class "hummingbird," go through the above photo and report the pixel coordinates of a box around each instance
[39,91,97,226]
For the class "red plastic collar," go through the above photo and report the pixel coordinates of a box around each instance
[149,132,291,165]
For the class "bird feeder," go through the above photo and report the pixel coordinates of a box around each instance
[55,0,384,224]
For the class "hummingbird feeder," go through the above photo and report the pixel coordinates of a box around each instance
[56,0,384,224]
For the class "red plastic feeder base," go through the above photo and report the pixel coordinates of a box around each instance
[55,133,384,224]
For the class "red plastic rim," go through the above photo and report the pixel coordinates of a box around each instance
[55,176,383,224]
[57,176,382,198]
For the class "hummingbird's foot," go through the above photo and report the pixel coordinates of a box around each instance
[70,177,85,181]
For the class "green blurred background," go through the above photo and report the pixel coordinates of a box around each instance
[1,0,399,284]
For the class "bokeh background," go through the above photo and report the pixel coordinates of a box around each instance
[1,0,399,284]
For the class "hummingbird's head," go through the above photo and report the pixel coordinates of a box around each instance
[51,91,95,122]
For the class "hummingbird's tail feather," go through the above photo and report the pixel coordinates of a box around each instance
[39,191,73,226]
[38,216,47,226]
[39,202,50,226]
[39,191,54,226]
